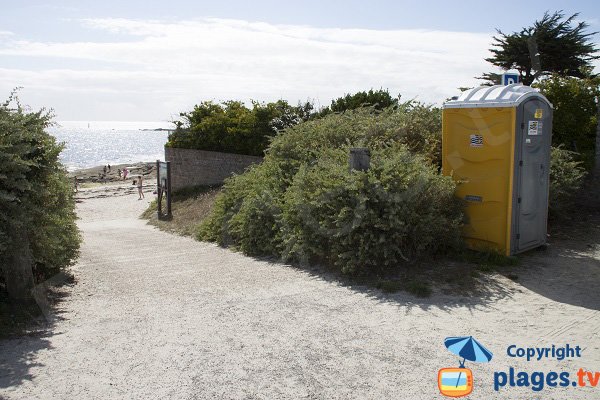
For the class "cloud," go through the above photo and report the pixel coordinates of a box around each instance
[0,18,496,120]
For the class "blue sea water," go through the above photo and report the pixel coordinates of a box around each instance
[48,121,172,171]
[440,372,468,387]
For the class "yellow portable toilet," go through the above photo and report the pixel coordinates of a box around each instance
[442,84,553,255]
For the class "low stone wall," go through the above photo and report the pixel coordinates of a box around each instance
[165,147,262,191]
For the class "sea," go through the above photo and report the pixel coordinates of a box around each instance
[48,121,173,171]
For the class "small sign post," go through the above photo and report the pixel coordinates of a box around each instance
[156,160,172,220]
[501,72,519,85]
[349,148,370,171]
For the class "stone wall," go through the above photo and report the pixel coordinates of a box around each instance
[165,147,262,191]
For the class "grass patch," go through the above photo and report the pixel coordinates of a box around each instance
[142,185,221,236]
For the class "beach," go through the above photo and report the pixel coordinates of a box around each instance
[48,123,170,172]
[69,162,157,186]
[0,181,598,399]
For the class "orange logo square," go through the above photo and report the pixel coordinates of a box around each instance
[438,367,473,397]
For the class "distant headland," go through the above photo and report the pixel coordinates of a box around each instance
[139,128,174,132]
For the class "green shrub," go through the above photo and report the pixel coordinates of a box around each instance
[549,145,586,210]
[168,92,442,164]
[198,162,284,255]
[267,103,442,168]
[324,88,399,115]
[279,147,462,274]
[198,106,462,275]
[0,93,80,284]
[536,74,600,169]
[167,100,310,156]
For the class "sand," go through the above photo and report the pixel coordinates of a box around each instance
[70,162,157,185]
[0,184,598,399]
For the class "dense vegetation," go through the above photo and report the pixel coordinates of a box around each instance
[0,94,80,297]
[198,105,464,275]
[166,100,309,156]
[323,88,399,115]
[167,89,400,157]
[535,73,600,169]
[549,146,587,211]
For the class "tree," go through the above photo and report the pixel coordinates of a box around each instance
[480,11,599,85]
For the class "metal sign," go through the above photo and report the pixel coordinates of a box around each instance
[501,72,519,85]
[156,160,172,219]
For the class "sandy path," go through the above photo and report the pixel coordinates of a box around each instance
[1,187,599,399]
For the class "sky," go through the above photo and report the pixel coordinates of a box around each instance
[1,0,599,122]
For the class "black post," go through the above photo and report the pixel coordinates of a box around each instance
[166,161,172,218]
[156,160,162,219]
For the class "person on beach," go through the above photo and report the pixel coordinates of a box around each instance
[103,165,107,174]
[137,175,144,200]
[108,164,111,172]
[123,168,128,180]
[74,176,78,193]
[117,168,122,178]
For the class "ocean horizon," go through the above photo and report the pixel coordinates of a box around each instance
[49,121,174,171]
[57,120,174,130]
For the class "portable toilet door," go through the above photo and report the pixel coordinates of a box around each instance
[511,96,553,253]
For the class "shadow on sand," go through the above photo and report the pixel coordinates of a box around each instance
[0,274,72,390]
[508,215,600,311]
[252,211,600,313]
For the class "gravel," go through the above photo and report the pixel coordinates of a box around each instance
[1,187,598,399]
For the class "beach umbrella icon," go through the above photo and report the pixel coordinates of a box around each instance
[442,336,493,393]
[445,336,493,367]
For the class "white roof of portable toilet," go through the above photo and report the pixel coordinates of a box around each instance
[444,83,552,109]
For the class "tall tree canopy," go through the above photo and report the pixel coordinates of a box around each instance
[481,11,599,85]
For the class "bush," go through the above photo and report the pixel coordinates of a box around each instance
[167,89,438,160]
[167,100,310,156]
[279,147,462,274]
[267,102,442,168]
[536,74,600,169]
[321,89,400,116]
[0,93,80,286]
[549,145,586,210]
[198,106,462,275]
[198,161,284,255]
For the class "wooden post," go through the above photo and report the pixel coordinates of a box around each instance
[156,160,162,219]
[349,148,371,171]
[166,161,172,218]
